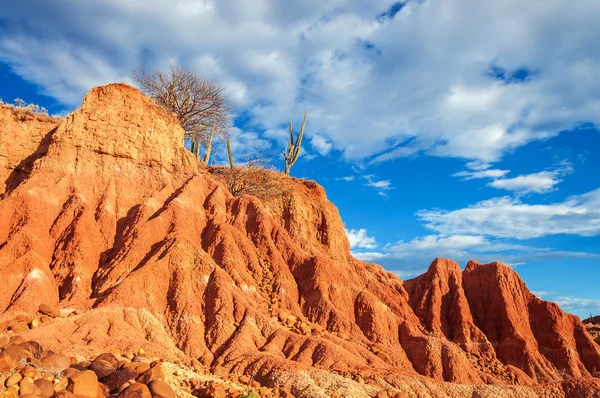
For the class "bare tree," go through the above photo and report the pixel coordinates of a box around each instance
[133,64,233,163]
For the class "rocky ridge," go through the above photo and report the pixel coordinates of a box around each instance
[584,316,600,347]
[0,83,599,397]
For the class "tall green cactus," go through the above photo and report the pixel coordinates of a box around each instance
[227,138,235,170]
[283,111,307,176]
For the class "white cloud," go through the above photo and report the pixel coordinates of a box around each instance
[0,0,599,163]
[335,176,355,182]
[391,269,428,279]
[391,235,488,253]
[346,228,377,249]
[417,188,600,239]
[453,160,573,194]
[351,231,598,272]
[488,171,561,194]
[488,161,573,194]
[352,251,388,261]
[453,168,510,181]
[310,134,333,155]
[531,291,555,299]
[555,297,600,316]
[362,174,393,192]
[211,127,273,166]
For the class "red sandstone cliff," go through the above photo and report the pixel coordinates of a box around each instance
[0,84,599,397]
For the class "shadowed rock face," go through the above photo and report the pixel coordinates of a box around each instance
[1,83,599,397]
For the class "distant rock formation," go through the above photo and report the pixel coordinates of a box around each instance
[1,83,599,397]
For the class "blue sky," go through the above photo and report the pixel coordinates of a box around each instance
[1,0,599,318]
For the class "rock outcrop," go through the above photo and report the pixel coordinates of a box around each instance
[1,84,599,397]
[584,316,600,346]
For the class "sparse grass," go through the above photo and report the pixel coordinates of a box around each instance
[0,97,61,121]
[209,165,290,201]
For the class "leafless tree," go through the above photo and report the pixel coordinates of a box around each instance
[133,64,233,163]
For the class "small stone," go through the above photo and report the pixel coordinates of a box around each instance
[284,315,297,327]
[0,346,26,371]
[38,303,60,318]
[101,368,138,392]
[376,391,389,398]
[54,377,69,392]
[206,383,226,398]
[277,309,290,322]
[8,320,29,333]
[136,362,164,384]
[238,375,250,384]
[93,353,120,368]
[0,335,10,348]
[97,382,110,397]
[211,365,228,378]
[68,370,99,398]
[29,318,41,329]
[147,380,175,398]
[34,378,54,398]
[131,356,152,364]
[138,348,146,356]
[277,387,294,398]
[89,359,116,379]
[190,358,203,372]
[41,353,71,372]
[5,373,22,387]
[118,382,151,398]
[20,376,41,396]
[18,341,44,359]
[63,368,80,379]
[120,362,150,375]
[3,385,19,398]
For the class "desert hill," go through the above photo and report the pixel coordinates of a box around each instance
[0,84,599,397]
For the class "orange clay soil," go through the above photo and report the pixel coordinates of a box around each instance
[0,83,599,398]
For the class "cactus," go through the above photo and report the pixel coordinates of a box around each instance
[227,138,235,170]
[226,138,240,196]
[283,111,307,176]
[203,127,215,164]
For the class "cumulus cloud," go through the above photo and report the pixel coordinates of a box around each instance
[352,251,388,261]
[488,171,561,194]
[346,228,377,249]
[417,187,600,239]
[310,134,333,155]
[453,160,573,195]
[352,231,598,274]
[1,0,599,163]
[362,174,394,194]
[555,297,600,316]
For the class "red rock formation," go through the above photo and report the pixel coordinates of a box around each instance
[463,260,600,381]
[0,104,60,197]
[1,83,599,397]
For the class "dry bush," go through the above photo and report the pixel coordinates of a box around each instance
[0,98,61,122]
[133,64,233,162]
[209,148,290,201]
